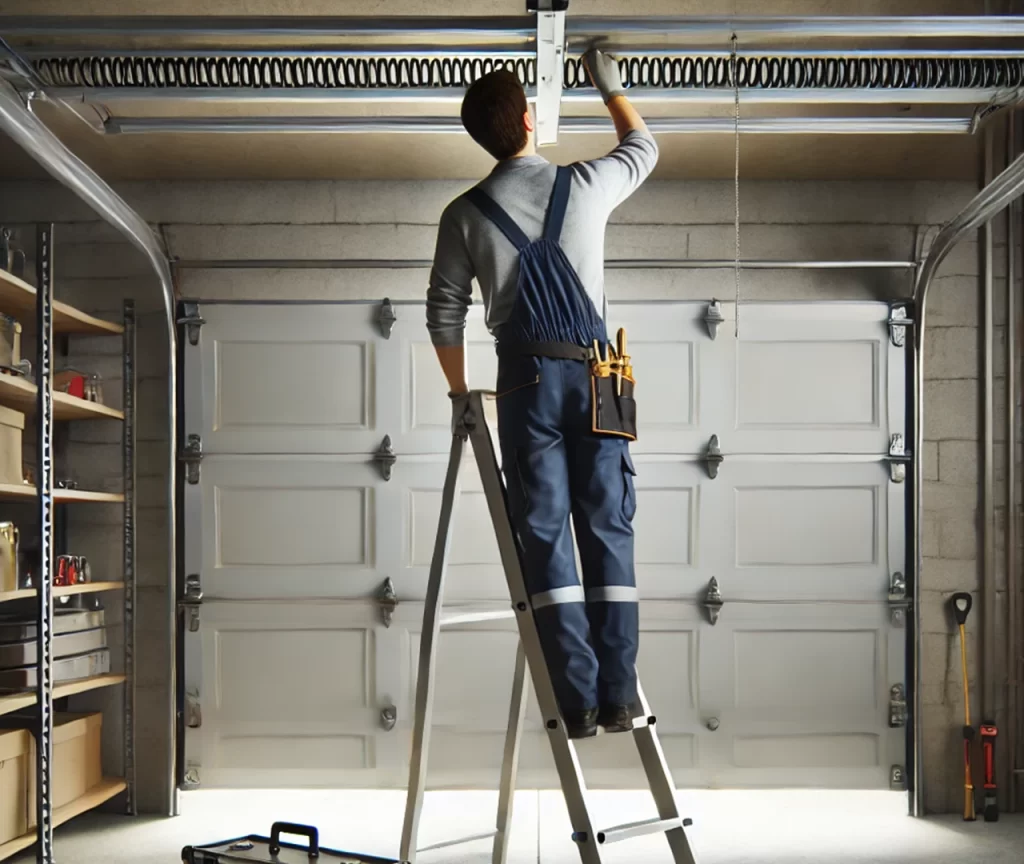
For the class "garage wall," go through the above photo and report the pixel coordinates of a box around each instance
[0,173,1015,815]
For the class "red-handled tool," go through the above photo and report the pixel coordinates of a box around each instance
[950,592,976,822]
[980,723,998,822]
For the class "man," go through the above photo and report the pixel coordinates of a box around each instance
[426,49,658,740]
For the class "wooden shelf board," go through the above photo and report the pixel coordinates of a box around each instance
[0,582,125,605]
[0,777,127,861]
[0,270,122,336]
[0,484,124,503]
[0,674,125,719]
[0,375,124,421]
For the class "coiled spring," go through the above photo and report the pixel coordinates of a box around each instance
[34,53,1024,91]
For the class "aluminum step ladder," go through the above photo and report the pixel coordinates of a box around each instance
[399,390,699,864]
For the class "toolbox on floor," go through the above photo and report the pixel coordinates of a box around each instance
[182,822,400,864]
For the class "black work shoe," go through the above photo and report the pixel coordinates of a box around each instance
[563,708,599,739]
[598,702,644,733]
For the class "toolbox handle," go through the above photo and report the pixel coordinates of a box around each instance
[269,822,320,858]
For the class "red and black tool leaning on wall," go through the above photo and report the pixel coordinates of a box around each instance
[950,592,976,822]
[980,723,998,821]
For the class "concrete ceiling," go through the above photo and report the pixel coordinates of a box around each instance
[0,0,1001,181]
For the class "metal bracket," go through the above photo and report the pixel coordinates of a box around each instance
[533,3,566,146]
[889,684,907,728]
[887,433,911,483]
[186,689,202,729]
[888,303,914,348]
[704,300,725,340]
[888,571,909,627]
[181,433,203,485]
[380,705,398,732]
[176,301,206,346]
[377,578,398,628]
[374,435,397,481]
[704,435,724,479]
[378,297,397,339]
[181,573,203,633]
[183,764,201,790]
[890,765,907,790]
[702,577,724,626]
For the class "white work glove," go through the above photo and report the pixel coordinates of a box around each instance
[584,48,625,104]
[449,391,475,439]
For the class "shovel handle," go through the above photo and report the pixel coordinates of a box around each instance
[950,592,973,626]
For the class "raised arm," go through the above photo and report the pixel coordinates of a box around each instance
[584,48,649,141]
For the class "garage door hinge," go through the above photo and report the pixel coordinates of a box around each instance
[886,434,911,483]
[181,573,203,632]
[703,435,724,479]
[890,765,906,790]
[378,298,397,339]
[377,578,398,628]
[888,303,914,348]
[889,684,907,727]
[176,301,206,346]
[183,764,201,790]
[704,300,725,340]
[186,689,202,729]
[702,577,724,626]
[181,433,203,485]
[888,571,909,627]
[374,435,397,481]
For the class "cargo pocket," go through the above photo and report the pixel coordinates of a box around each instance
[622,450,637,522]
[496,355,542,399]
[503,448,531,524]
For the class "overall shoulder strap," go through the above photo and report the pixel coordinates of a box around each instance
[543,165,572,242]
[463,187,530,251]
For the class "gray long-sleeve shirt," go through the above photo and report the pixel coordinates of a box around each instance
[427,130,659,346]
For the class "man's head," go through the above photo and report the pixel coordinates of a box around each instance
[460,69,534,161]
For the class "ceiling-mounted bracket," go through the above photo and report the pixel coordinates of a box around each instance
[530,0,567,147]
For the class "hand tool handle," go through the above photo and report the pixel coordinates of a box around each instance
[963,725,977,821]
[269,822,320,858]
[981,724,999,822]
[950,591,973,625]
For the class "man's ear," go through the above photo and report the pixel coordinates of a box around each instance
[524,109,535,133]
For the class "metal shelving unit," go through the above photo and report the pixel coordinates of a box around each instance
[0,224,136,864]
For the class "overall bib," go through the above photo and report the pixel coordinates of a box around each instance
[465,166,639,717]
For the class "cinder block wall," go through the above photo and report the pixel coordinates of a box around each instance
[0,177,1014,815]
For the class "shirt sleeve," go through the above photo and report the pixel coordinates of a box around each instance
[427,201,475,347]
[573,129,659,212]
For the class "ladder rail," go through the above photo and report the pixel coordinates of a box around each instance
[493,641,529,864]
[400,433,465,864]
[465,392,603,864]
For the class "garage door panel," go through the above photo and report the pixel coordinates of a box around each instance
[200,456,382,600]
[705,461,898,602]
[714,304,902,454]
[695,603,903,788]
[195,304,380,455]
[197,603,387,787]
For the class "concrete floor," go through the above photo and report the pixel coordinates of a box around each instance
[10,789,1024,863]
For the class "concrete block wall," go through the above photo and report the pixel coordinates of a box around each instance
[0,175,1013,815]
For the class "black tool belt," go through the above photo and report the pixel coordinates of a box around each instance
[496,341,596,362]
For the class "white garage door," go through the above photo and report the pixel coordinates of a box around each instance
[182,300,908,792]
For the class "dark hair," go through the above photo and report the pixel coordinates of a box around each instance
[460,69,529,160]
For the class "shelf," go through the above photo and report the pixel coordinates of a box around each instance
[0,777,128,860]
[0,269,122,336]
[0,374,124,421]
[0,582,125,604]
[0,484,124,503]
[0,674,126,719]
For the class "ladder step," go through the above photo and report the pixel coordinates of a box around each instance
[440,608,517,627]
[417,829,497,853]
[595,816,684,845]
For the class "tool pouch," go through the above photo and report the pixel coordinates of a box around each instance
[590,329,637,442]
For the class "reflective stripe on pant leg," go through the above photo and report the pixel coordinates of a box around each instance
[532,584,586,610]
[586,586,639,603]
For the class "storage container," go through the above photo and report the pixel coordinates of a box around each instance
[0,727,30,846]
[0,404,24,486]
[28,712,104,822]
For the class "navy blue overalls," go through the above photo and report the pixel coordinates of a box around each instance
[465,166,639,715]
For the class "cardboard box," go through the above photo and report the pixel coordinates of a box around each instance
[0,728,30,845]
[26,712,103,827]
[0,403,24,486]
